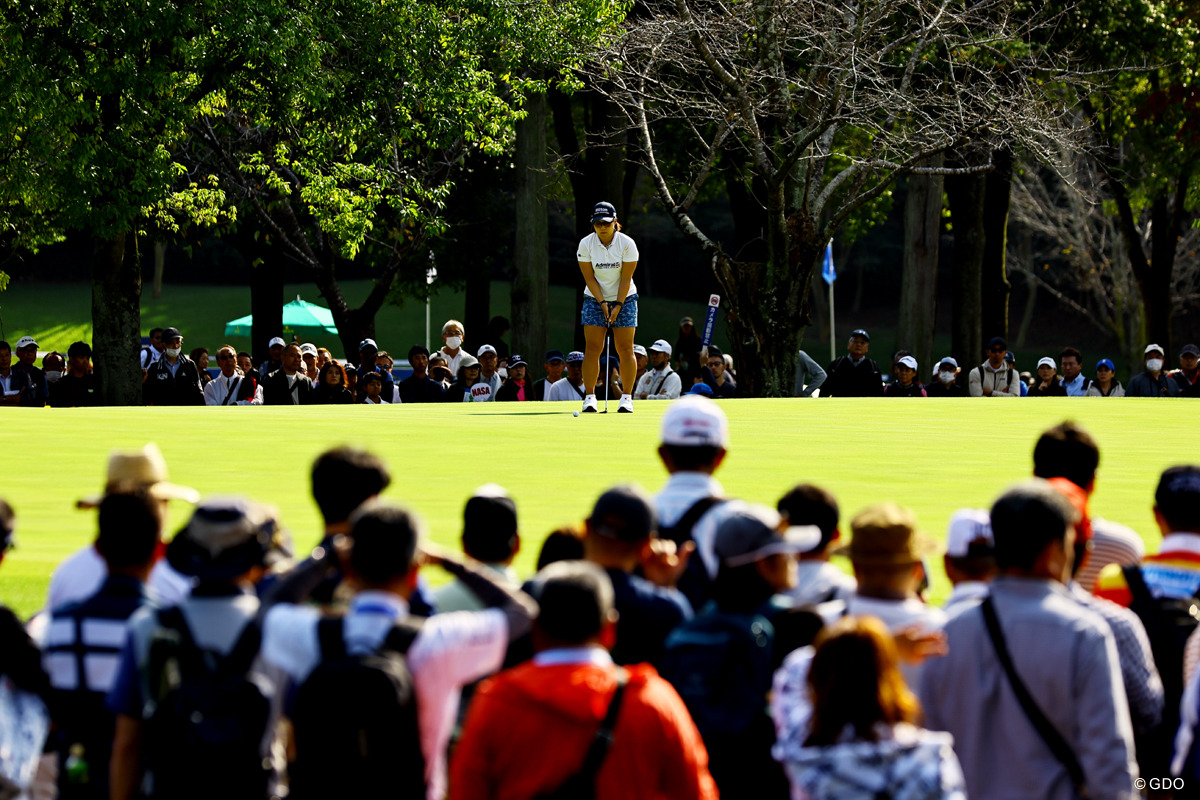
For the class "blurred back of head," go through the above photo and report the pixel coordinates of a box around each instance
[462,485,519,563]
[97,489,163,570]
[536,526,586,571]
[805,615,920,747]
[349,501,420,586]
[529,561,614,646]
[311,448,391,525]
[991,480,1078,571]
[1156,466,1200,533]
[1032,421,1100,491]
[777,483,839,554]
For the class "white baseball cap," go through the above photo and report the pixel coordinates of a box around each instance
[938,357,958,371]
[633,344,647,357]
[897,355,917,371]
[660,394,729,448]
[1145,343,1165,356]
[945,509,993,558]
[649,339,672,356]
[477,344,497,357]
[1036,357,1056,369]
[268,336,286,349]
[300,343,318,356]
[15,336,37,350]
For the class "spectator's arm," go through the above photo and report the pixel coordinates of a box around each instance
[421,544,537,642]
[968,367,983,397]
[797,352,826,397]
[110,715,143,800]
[648,372,682,400]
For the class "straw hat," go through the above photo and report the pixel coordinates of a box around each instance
[76,443,200,509]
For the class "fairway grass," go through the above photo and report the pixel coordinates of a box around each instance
[0,398,1189,618]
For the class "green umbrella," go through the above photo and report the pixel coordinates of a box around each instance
[224,295,339,337]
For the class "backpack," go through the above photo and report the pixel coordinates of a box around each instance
[144,607,270,800]
[658,609,775,737]
[288,616,426,800]
[659,497,726,611]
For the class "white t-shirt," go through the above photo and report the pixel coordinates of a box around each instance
[546,377,586,401]
[463,381,494,402]
[577,231,639,301]
[46,545,193,611]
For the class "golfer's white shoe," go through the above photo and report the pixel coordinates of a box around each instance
[618,394,634,413]
[582,394,599,413]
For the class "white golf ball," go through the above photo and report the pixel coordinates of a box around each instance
[573,410,580,417]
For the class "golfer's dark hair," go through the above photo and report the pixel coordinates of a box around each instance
[661,443,723,471]
[990,481,1077,571]
[1155,466,1200,532]
[1032,421,1100,490]
[348,501,419,585]
[778,484,840,552]
[530,561,613,644]
[311,447,391,524]
[1061,346,1082,363]
[96,490,162,569]
[536,526,586,570]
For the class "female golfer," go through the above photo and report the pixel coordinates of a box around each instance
[577,201,639,413]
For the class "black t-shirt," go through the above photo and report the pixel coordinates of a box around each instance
[48,373,96,407]
[397,375,445,404]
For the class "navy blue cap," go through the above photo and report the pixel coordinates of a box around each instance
[545,350,565,363]
[590,202,617,224]
[161,327,182,341]
[849,329,869,342]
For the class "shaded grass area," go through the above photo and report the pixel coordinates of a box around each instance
[1,280,730,361]
[0,398,1189,618]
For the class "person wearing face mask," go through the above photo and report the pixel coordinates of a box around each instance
[48,342,97,407]
[42,351,65,385]
[924,357,965,396]
[142,327,205,406]
[1126,344,1180,397]
[438,320,467,375]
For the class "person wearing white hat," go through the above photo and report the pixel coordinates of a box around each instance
[577,200,640,413]
[545,351,588,401]
[1029,356,1068,396]
[634,339,682,401]
[633,343,649,387]
[941,509,996,613]
[1127,343,1180,397]
[258,336,287,378]
[925,357,966,397]
[884,354,926,397]
[12,335,47,407]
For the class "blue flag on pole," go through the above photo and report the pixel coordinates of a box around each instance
[821,239,836,285]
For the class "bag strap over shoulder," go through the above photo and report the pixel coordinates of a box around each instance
[1122,565,1154,607]
[575,671,629,786]
[981,597,1086,794]
[664,496,724,544]
[316,617,347,661]
[381,617,425,656]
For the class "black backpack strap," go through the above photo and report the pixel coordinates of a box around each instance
[575,671,629,785]
[981,597,1086,793]
[1122,565,1154,607]
[316,617,347,661]
[223,619,263,676]
[381,617,426,655]
[664,497,724,544]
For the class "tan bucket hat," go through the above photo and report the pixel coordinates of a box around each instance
[77,443,200,509]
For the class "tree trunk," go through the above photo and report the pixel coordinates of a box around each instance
[464,263,491,357]
[92,231,143,405]
[153,240,167,300]
[249,243,285,364]
[981,147,1013,339]
[897,160,944,376]
[946,172,986,368]
[512,93,549,379]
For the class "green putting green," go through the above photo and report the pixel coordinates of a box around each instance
[0,397,1190,618]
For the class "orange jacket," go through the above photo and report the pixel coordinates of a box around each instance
[450,661,718,800]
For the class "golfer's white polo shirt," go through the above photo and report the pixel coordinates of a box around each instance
[262,591,508,800]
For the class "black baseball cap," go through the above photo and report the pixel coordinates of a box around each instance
[464,486,518,543]
[849,329,870,342]
[589,485,656,542]
[987,336,1008,351]
[508,354,528,368]
[161,327,182,341]
[545,350,565,363]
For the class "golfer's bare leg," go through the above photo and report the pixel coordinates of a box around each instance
[613,327,637,395]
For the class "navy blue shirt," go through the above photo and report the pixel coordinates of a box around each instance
[605,568,693,667]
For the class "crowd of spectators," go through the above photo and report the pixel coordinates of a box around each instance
[2,397,1198,799]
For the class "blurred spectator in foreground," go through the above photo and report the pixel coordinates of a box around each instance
[773,616,965,800]
[48,341,96,407]
[941,509,995,613]
[1170,343,1200,397]
[1126,343,1179,397]
[1086,359,1125,397]
[435,485,520,613]
[451,561,718,800]
[777,483,856,606]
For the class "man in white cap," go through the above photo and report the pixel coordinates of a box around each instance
[941,508,996,613]
[1126,343,1180,396]
[300,342,320,383]
[546,351,588,401]
[258,336,286,378]
[475,344,502,399]
[45,444,200,611]
[635,339,682,400]
[12,335,48,406]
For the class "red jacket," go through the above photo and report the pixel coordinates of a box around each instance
[451,660,718,800]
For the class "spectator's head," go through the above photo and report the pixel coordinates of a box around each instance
[462,484,519,565]
[936,357,959,385]
[167,497,292,585]
[428,353,453,384]
[847,329,870,359]
[215,345,238,377]
[477,345,498,376]
[486,315,510,342]
[678,315,694,336]
[1060,347,1082,381]
[592,201,620,234]
[1032,420,1100,493]
[408,344,430,376]
[14,336,38,367]
[281,342,303,375]
[347,500,422,593]
[190,347,210,372]
[1095,358,1115,384]
[894,355,918,386]
[840,503,935,599]
[657,395,729,475]
[358,338,379,366]
[457,354,480,385]
[1144,343,1166,374]
[0,342,9,372]
[1036,357,1057,384]
[148,328,165,353]
[507,354,528,383]
[375,351,392,369]
[943,509,995,585]
[311,447,391,527]
[584,485,658,570]
[804,615,921,747]
[536,526,587,570]
[42,351,65,382]
[361,371,383,399]
[565,351,585,385]
[345,368,358,391]
[707,346,726,379]
[990,480,1078,581]
[316,347,333,369]
[77,443,200,510]
[161,328,183,360]
[528,561,617,651]
[1181,344,1200,374]
[712,504,818,610]
[237,351,254,375]
[1154,466,1200,536]
[648,339,672,370]
[544,350,566,382]
[0,497,14,565]
[441,320,465,352]
[689,382,714,397]
[777,483,840,558]
[67,341,92,376]
[300,343,318,372]
[632,343,649,371]
[267,337,286,363]
[96,489,163,576]
[319,361,347,388]
[985,336,1008,368]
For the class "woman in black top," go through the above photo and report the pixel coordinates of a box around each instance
[311,362,354,404]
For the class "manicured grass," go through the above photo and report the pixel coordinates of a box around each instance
[0,279,730,361]
[0,398,1189,618]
